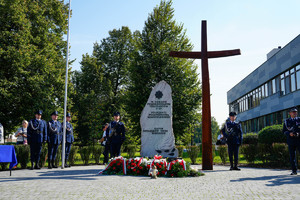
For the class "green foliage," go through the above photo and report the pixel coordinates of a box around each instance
[80,146,92,165]
[218,145,228,165]
[68,145,79,166]
[54,145,62,167]
[240,144,257,164]
[193,117,219,144]
[187,146,199,164]
[0,163,9,171]
[270,143,290,167]
[0,0,74,134]
[258,125,285,144]
[243,133,258,145]
[39,144,48,167]
[257,143,272,164]
[14,145,30,169]
[72,26,134,145]
[92,145,104,164]
[126,145,137,158]
[126,0,202,143]
[176,146,185,158]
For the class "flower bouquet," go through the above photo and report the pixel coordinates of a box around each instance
[149,155,167,177]
[126,157,149,176]
[166,159,188,177]
[99,156,126,175]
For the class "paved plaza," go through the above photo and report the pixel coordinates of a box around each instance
[0,165,300,199]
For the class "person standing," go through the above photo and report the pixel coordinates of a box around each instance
[222,112,243,171]
[283,107,300,175]
[47,111,62,169]
[62,113,74,168]
[0,123,4,144]
[27,110,47,170]
[108,112,125,158]
[15,120,28,145]
[101,123,109,164]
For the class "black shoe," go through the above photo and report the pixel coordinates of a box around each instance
[230,167,234,170]
[52,161,58,168]
[30,163,34,170]
[34,163,41,170]
[233,166,241,171]
[290,172,297,175]
[48,162,52,169]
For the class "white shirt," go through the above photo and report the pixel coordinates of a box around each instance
[0,123,3,144]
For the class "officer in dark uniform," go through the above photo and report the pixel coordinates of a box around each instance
[47,111,62,169]
[62,113,74,168]
[222,112,243,170]
[27,110,47,170]
[283,107,300,175]
[107,112,126,158]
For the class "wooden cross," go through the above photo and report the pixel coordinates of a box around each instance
[169,20,241,170]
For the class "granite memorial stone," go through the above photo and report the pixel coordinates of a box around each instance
[140,80,178,158]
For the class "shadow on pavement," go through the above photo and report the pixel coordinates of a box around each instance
[0,168,102,183]
[231,175,300,186]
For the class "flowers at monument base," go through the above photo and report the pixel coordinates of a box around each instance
[126,157,149,176]
[166,159,188,177]
[149,155,167,176]
[98,156,126,175]
[98,156,204,177]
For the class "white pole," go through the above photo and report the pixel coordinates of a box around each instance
[62,0,71,169]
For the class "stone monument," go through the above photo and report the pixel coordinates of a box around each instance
[140,80,178,158]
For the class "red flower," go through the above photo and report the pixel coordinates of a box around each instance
[117,163,121,166]
[137,170,140,174]
[171,174,174,177]
[133,168,136,172]
[157,172,160,175]
[113,167,116,170]
[147,165,150,168]
[139,166,143,169]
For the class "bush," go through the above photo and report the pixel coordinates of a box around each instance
[0,163,9,171]
[39,144,48,167]
[68,145,79,166]
[240,144,257,164]
[14,145,30,169]
[80,146,92,165]
[257,143,272,164]
[92,145,103,164]
[54,145,62,167]
[258,125,285,145]
[243,133,258,145]
[176,146,185,158]
[270,143,290,167]
[126,145,136,158]
[187,146,199,164]
[218,145,228,165]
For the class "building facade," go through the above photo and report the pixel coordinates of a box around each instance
[227,34,300,133]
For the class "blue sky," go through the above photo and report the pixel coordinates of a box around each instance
[66,0,300,126]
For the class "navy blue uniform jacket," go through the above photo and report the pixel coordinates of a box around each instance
[222,120,243,145]
[47,120,62,145]
[283,117,300,145]
[27,119,47,144]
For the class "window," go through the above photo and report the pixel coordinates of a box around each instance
[264,83,268,97]
[272,79,276,94]
[296,65,300,90]
[261,85,265,98]
[291,70,296,92]
[281,74,285,95]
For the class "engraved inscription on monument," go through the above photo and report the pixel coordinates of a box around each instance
[140,80,178,158]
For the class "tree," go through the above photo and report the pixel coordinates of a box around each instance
[0,0,72,135]
[193,117,220,144]
[72,27,134,145]
[126,0,202,142]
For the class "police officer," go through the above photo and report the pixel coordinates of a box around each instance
[62,113,74,168]
[47,111,62,169]
[107,112,126,158]
[27,110,47,170]
[283,107,300,175]
[222,112,243,171]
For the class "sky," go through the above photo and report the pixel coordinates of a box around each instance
[65,0,300,126]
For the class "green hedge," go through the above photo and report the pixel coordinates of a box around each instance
[176,146,185,158]
[187,146,199,164]
[68,146,79,166]
[258,125,285,144]
[240,144,257,164]
[14,145,30,169]
[80,146,92,165]
[243,133,258,145]
[126,145,136,158]
[218,145,228,165]
[92,145,104,164]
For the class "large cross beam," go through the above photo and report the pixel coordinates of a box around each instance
[169,20,241,170]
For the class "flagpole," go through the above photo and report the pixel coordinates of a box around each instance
[62,0,71,169]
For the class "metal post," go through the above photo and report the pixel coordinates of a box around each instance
[62,0,71,169]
